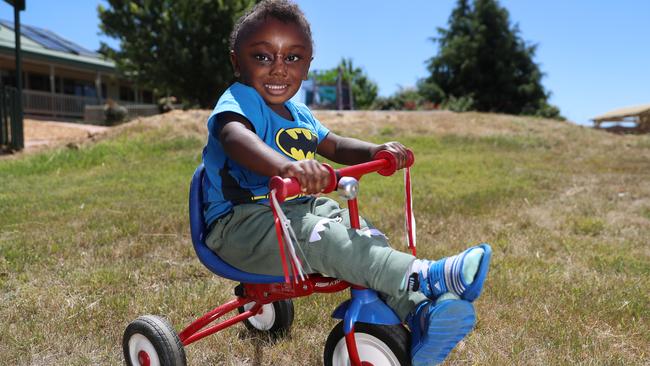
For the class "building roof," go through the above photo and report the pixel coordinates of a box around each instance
[0,20,116,72]
[592,103,650,122]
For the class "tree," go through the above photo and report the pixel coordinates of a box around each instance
[419,0,562,118]
[98,0,255,108]
[311,58,378,109]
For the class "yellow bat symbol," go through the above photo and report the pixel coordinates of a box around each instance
[275,128,318,161]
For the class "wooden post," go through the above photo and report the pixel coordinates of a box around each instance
[95,72,103,103]
[348,78,354,110]
[11,0,25,150]
[49,64,56,118]
[640,113,650,132]
[49,65,55,93]
[336,66,343,111]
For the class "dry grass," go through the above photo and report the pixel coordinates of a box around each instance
[1,110,648,365]
[23,119,109,150]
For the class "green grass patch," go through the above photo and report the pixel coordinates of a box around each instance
[379,126,395,136]
[641,207,650,220]
[572,216,606,236]
[1,115,649,365]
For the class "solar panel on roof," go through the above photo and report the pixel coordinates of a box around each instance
[21,25,71,53]
[27,25,79,53]
[1,20,99,57]
[38,27,97,56]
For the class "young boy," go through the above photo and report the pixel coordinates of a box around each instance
[202,1,492,364]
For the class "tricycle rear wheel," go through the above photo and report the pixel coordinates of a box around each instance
[238,299,294,338]
[123,315,186,366]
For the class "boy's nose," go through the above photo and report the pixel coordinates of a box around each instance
[270,58,288,76]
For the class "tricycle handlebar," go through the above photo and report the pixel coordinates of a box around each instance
[269,149,414,203]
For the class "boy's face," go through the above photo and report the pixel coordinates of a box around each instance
[231,17,313,111]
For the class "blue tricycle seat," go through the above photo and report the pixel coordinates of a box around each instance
[189,164,286,284]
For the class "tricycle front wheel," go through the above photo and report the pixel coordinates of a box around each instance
[324,321,410,366]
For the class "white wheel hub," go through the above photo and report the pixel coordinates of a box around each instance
[128,333,161,366]
[244,303,276,331]
[331,332,400,366]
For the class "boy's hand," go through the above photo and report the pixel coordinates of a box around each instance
[280,160,331,194]
[373,141,409,169]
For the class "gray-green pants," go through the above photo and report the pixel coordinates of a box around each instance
[206,196,427,320]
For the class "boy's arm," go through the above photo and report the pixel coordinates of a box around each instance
[317,132,410,169]
[218,112,330,193]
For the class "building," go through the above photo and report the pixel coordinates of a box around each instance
[592,103,650,133]
[0,20,153,120]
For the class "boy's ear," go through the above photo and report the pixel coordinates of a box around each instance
[229,50,240,76]
[303,56,314,81]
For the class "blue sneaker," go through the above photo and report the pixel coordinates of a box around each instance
[418,243,492,302]
[407,300,476,366]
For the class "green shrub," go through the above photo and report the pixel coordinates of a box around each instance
[372,87,425,110]
[104,100,128,126]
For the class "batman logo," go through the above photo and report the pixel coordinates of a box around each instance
[275,128,318,160]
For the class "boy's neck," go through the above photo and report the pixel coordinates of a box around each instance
[269,103,294,121]
[235,81,295,121]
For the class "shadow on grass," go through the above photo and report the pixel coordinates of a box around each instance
[236,328,293,365]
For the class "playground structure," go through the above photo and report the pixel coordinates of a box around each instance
[302,66,354,110]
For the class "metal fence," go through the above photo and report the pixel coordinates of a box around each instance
[1,88,166,150]
[21,90,163,125]
[22,90,101,119]
[0,84,22,150]
[83,104,162,125]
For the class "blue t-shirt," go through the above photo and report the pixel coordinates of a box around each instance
[202,82,330,226]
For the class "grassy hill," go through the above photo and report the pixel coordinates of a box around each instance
[1,110,648,365]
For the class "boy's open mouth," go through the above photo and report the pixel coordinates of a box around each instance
[264,84,289,95]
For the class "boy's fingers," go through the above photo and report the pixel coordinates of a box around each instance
[289,168,308,192]
[302,162,315,193]
[393,143,406,169]
[379,142,409,169]
[301,160,319,194]
[391,143,408,169]
[287,159,330,194]
[310,162,329,194]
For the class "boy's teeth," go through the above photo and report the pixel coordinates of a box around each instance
[266,84,287,90]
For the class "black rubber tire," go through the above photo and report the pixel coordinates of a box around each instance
[123,315,186,366]
[324,321,411,366]
[237,299,294,338]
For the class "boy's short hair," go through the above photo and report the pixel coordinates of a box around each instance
[230,0,313,52]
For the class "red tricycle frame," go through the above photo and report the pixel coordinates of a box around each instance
[125,149,416,366]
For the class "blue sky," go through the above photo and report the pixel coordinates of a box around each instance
[1,0,649,126]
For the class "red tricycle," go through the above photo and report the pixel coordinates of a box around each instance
[123,150,418,366]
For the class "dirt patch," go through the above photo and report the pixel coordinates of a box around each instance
[7,109,642,158]
[5,111,204,158]
[2,119,110,159]
[23,119,109,150]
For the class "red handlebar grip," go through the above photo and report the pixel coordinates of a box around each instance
[269,176,301,203]
[406,149,415,167]
[374,148,415,176]
[269,164,337,201]
[322,163,338,194]
[375,150,397,176]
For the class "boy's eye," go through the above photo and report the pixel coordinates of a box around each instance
[254,54,272,63]
[285,55,301,63]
